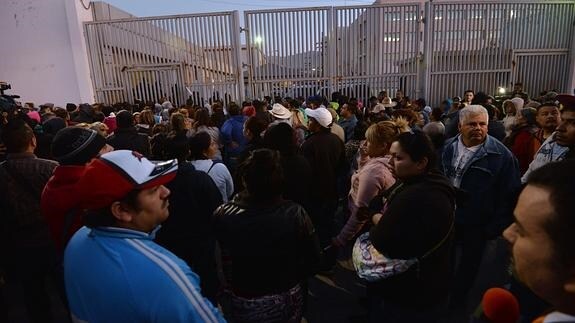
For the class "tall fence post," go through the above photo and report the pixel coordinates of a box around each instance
[421,1,432,103]
[327,6,337,97]
[232,11,245,102]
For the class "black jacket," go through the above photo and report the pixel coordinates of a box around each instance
[300,130,346,201]
[369,171,455,309]
[213,197,321,297]
[156,162,223,243]
[107,127,150,157]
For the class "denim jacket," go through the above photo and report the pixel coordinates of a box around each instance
[441,135,521,237]
[521,132,570,183]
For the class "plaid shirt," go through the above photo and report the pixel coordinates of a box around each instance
[0,152,58,247]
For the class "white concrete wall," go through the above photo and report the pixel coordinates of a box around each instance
[0,0,95,107]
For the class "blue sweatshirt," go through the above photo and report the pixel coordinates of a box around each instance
[64,226,226,323]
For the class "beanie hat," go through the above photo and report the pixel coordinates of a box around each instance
[76,150,178,210]
[51,127,106,166]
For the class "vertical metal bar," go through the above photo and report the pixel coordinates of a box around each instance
[85,24,100,103]
[231,12,243,103]
[210,15,220,85]
[423,1,432,104]
[94,24,108,102]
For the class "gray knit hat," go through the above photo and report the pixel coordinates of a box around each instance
[51,127,106,165]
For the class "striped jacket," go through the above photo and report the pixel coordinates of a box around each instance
[64,226,225,323]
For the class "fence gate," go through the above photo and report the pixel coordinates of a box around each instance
[244,7,333,101]
[84,11,243,106]
[244,4,423,104]
[333,4,422,103]
[425,1,575,105]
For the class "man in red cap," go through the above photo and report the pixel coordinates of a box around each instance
[64,150,225,322]
[522,94,575,182]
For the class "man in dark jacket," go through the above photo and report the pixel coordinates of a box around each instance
[154,133,223,305]
[106,110,150,157]
[301,107,345,268]
[441,105,521,309]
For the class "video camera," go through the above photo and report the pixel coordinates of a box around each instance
[0,81,20,114]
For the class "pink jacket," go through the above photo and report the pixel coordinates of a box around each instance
[334,155,396,245]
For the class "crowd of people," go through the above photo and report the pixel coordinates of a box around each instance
[0,84,574,322]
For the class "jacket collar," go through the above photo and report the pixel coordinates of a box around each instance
[454,134,502,156]
[89,226,161,240]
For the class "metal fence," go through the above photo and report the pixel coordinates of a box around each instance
[84,11,243,106]
[424,1,575,105]
[244,4,422,103]
[85,1,575,107]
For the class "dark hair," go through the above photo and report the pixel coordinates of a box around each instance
[53,108,69,120]
[394,130,437,172]
[526,160,575,268]
[264,122,296,155]
[2,119,34,153]
[66,103,77,112]
[430,107,443,121]
[520,107,538,126]
[165,132,190,163]
[344,102,358,115]
[352,121,369,140]
[194,108,211,127]
[252,100,265,112]
[244,116,267,138]
[189,131,212,160]
[101,105,116,117]
[84,189,141,228]
[537,101,560,112]
[473,91,489,105]
[210,103,225,128]
[170,112,186,134]
[484,104,497,120]
[94,111,105,122]
[116,110,134,128]
[237,148,284,201]
[227,102,241,116]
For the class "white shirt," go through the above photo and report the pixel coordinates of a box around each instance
[190,159,234,203]
[452,136,481,188]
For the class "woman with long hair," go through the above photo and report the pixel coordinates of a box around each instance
[191,107,222,160]
[367,131,455,322]
[135,109,155,136]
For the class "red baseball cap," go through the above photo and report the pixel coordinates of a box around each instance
[76,150,178,210]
